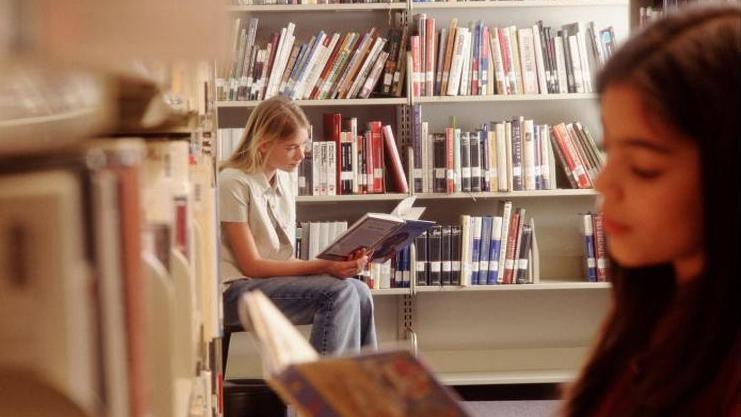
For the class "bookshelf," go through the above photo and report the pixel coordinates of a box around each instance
[226,3,407,12]
[217,0,628,390]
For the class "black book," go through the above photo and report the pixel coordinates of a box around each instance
[450,225,462,285]
[428,225,442,286]
[511,118,523,191]
[515,224,533,284]
[460,132,471,192]
[433,134,447,193]
[441,226,452,285]
[414,231,428,286]
[470,131,481,193]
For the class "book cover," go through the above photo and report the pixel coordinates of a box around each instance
[427,225,442,286]
[317,197,434,262]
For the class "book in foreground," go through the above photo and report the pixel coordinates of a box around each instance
[317,196,435,263]
[239,290,470,417]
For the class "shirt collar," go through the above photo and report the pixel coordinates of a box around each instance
[252,170,284,197]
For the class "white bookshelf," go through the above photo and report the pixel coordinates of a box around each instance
[411,0,628,10]
[415,281,610,292]
[413,93,597,104]
[226,3,407,12]
[216,0,627,388]
[217,98,408,108]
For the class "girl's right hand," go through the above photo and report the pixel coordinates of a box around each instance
[322,256,369,279]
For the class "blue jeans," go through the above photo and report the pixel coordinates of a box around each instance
[224,275,377,355]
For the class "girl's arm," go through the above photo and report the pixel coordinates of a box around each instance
[223,221,366,278]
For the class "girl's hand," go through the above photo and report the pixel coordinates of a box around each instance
[323,255,370,279]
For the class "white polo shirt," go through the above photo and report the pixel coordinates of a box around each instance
[219,167,296,285]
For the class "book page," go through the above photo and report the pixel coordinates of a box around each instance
[317,214,403,261]
[272,351,470,417]
[239,291,319,377]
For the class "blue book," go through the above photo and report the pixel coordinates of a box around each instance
[582,214,598,282]
[477,216,493,285]
[486,216,504,284]
[470,216,482,285]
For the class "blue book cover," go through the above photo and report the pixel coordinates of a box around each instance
[470,216,482,284]
[477,216,493,285]
[486,216,503,285]
[582,214,598,282]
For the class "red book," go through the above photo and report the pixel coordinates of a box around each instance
[425,17,436,97]
[445,128,455,193]
[502,210,521,284]
[382,125,408,193]
[368,121,385,193]
[411,35,421,97]
[552,123,591,188]
[592,213,609,282]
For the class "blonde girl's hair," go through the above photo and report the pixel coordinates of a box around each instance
[220,96,310,173]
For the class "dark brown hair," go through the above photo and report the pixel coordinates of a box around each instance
[563,5,740,417]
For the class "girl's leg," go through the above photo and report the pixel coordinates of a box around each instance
[345,278,377,349]
[224,276,363,355]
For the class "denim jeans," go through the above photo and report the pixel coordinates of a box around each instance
[224,275,377,355]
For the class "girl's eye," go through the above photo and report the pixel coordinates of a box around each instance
[631,167,662,179]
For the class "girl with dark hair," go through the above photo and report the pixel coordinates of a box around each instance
[562,5,740,416]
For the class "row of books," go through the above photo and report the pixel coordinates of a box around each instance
[295,221,413,288]
[0,139,221,417]
[416,201,539,286]
[410,111,604,193]
[218,18,408,101]
[230,0,403,4]
[581,212,609,282]
[296,113,409,195]
[411,15,616,97]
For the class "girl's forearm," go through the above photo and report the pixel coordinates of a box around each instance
[245,257,328,278]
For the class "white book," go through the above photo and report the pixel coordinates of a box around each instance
[539,125,553,190]
[459,30,472,96]
[505,121,514,192]
[302,33,340,99]
[471,216,482,279]
[508,26,523,95]
[312,142,321,196]
[446,28,467,96]
[547,127,558,190]
[453,129,462,193]
[291,32,327,99]
[517,28,539,95]
[459,214,472,287]
[380,260,392,289]
[488,216,503,278]
[489,27,506,95]
[327,222,337,251]
[487,130,498,188]
[500,27,517,95]
[266,25,290,98]
[531,24,549,95]
[576,23,593,93]
[421,122,430,193]
[567,34,585,93]
[318,222,330,255]
[554,35,569,94]
[496,201,513,284]
[0,171,97,415]
[347,37,386,99]
[495,122,508,191]
[358,51,389,99]
[326,141,337,196]
[529,218,540,283]
[523,119,536,191]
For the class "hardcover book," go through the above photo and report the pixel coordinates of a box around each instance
[238,290,470,417]
[317,196,434,263]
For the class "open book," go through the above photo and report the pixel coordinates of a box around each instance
[239,290,470,417]
[316,196,435,263]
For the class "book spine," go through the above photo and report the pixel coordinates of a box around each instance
[460,132,471,192]
[459,214,471,286]
[515,223,533,284]
[450,225,462,285]
[469,131,481,192]
[582,214,598,282]
[470,216,482,285]
[441,226,452,285]
[593,213,609,282]
[523,119,536,191]
[478,216,492,285]
[382,125,408,193]
[415,231,428,286]
[511,118,523,191]
[486,216,503,284]
[428,226,442,286]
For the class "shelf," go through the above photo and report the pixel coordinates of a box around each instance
[411,0,628,10]
[414,93,597,104]
[370,288,410,295]
[216,97,407,108]
[412,189,598,199]
[226,3,407,12]
[437,369,576,385]
[419,346,588,385]
[296,193,410,202]
[415,281,610,292]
